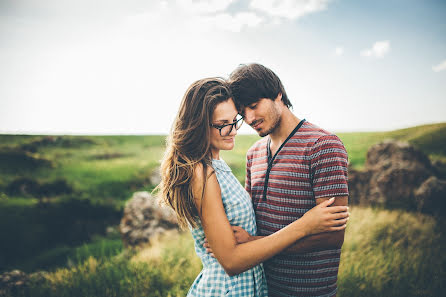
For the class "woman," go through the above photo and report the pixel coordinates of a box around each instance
[157,78,349,296]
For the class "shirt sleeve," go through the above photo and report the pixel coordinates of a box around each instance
[310,134,349,199]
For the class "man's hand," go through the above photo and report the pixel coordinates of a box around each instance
[232,226,253,244]
[203,238,215,258]
[203,226,253,257]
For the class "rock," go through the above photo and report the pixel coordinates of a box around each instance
[0,270,47,296]
[346,167,371,206]
[365,140,433,172]
[414,176,446,215]
[0,270,28,296]
[348,140,446,214]
[119,191,178,248]
[148,167,161,186]
[432,159,446,179]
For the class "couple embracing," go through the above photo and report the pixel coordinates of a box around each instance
[157,63,349,297]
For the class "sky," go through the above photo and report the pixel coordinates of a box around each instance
[1,0,445,135]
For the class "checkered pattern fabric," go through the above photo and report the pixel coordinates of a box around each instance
[187,159,268,296]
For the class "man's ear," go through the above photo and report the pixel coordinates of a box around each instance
[274,93,285,108]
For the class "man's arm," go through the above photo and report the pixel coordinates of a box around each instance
[283,195,348,253]
[285,134,349,253]
[204,196,348,255]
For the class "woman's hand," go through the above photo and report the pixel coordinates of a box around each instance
[300,197,349,236]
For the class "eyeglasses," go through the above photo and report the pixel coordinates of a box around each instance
[210,115,244,137]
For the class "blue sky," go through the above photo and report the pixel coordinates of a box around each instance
[0,0,445,134]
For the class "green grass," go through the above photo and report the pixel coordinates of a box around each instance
[19,237,123,273]
[9,207,444,297]
[1,123,445,202]
[338,122,446,168]
[1,122,446,293]
[12,232,201,297]
[337,207,445,297]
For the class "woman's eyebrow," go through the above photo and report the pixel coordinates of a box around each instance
[214,119,230,124]
[214,114,239,123]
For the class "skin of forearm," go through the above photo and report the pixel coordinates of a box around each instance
[283,230,345,253]
[220,219,308,276]
[245,230,344,254]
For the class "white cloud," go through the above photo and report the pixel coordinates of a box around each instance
[175,0,235,14]
[360,40,390,58]
[196,12,263,32]
[432,59,446,72]
[250,0,331,19]
[334,46,344,56]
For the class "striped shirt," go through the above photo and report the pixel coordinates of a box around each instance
[246,120,349,297]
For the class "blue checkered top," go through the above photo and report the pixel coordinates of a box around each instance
[187,158,268,296]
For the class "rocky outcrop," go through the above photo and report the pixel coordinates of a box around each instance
[119,191,178,248]
[0,270,46,296]
[348,140,446,215]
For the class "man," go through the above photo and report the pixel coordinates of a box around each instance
[228,63,349,297]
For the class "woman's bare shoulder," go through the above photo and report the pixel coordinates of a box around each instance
[191,162,215,192]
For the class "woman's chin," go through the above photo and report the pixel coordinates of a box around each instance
[220,143,235,151]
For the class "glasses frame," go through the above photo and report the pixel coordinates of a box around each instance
[210,116,244,137]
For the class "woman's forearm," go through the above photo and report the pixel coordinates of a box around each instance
[219,219,308,276]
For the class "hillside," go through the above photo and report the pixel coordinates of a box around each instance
[0,122,445,274]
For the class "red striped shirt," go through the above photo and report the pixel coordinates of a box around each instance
[246,120,349,297]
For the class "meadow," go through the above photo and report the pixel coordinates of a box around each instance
[0,122,445,296]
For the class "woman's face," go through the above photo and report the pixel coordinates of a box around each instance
[210,99,239,159]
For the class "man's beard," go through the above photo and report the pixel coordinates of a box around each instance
[259,108,281,137]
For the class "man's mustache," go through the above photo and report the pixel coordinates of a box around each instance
[250,119,261,127]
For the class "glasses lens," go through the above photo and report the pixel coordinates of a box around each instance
[236,117,243,130]
[221,125,232,136]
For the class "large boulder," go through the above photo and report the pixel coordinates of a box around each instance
[119,191,178,248]
[348,140,446,214]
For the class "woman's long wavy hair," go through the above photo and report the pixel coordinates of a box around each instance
[155,78,232,229]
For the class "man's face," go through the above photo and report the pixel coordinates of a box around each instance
[241,94,282,137]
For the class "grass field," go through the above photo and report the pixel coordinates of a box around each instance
[1,122,445,296]
[8,207,445,297]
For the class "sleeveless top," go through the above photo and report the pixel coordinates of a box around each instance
[187,158,268,296]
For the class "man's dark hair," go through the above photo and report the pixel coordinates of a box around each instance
[228,63,292,109]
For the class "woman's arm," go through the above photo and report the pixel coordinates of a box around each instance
[192,165,348,276]
[216,196,348,254]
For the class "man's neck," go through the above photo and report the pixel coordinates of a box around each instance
[269,109,301,149]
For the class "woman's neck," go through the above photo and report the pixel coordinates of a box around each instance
[211,148,220,160]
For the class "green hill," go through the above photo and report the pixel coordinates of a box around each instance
[0,122,445,274]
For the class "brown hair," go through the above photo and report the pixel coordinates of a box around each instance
[228,63,292,109]
[155,78,232,229]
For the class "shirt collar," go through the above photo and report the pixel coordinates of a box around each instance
[212,159,232,172]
